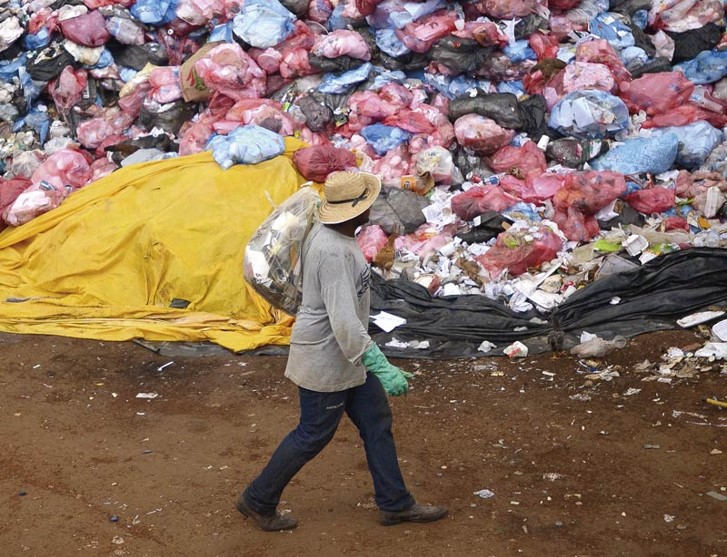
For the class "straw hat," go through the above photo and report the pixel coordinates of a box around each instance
[318,171,381,224]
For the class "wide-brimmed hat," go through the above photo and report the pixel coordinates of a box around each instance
[318,171,381,224]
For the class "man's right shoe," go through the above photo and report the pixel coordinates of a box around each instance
[379,503,448,526]
[236,494,298,532]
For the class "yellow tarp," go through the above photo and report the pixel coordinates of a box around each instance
[0,139,309,352]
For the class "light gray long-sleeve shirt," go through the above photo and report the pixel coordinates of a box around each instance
[284,224,373,392]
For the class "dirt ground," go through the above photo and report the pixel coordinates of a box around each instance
[0,329,725,557]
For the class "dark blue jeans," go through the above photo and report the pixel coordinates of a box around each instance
[243,371,414,514]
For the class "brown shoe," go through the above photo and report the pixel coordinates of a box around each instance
[379,503,448,526]
[236,494,298,532]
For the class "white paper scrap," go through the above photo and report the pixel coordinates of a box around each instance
[371,312,407,333]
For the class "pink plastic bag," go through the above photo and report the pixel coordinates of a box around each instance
[476,225,563,278]
[553,171,627,242]
[395,226,453,259]
[4,181,69,226]
[118,81,152,118]
[357,224,389,262]
[453,20,508,48]
[75,108,134,151]
[355,0,382,17]
[59,10,110,47]
[488,141,546,183]
[649,0,724,33]
[625,187,676,214]
[50,67,88,113]
[545,62,617,108]
[313,30,371,61]
[309,0,334,24]
[224,99,295,136]
[193,43,266,101]
[619,72,694,116]
[148,66,183,104]
[383,108,436,135]
[454,114,514,155]
[248,47,282,74]
[30,148,92,190]
[576,39,630,85]
[371,145,413,187]
[451,186,519,220]
[89,158,118,182]
[530,173,568,201]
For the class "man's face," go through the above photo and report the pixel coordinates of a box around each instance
[351,208,371,228]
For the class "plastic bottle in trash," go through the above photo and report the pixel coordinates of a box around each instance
[690,86,723,113]
[483,175,500,186]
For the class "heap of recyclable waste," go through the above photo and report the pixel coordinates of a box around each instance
[1,0,726,317]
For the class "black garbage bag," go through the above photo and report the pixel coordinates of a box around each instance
[378,50,429,72]
[514,14,548,40]
[26,41,76,82]
[518,94,547,138]
[667,23,723,64]
[455,211,506,244]
[448,91,523,129]
[279,0,308,17]
[297,94,333,132]
[453,147,494,179]
[628,56,672,78]
[107,41,168,71]
[369,185,429,235]
[609,0,652,15]
[430,36,494,74]
[546,138,606,167]
[629,22,656,58]
[309,54,364,73]
[138,100,195,136]
[105,134,180,164]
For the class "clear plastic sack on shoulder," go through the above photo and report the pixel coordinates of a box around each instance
[243,185,320,315]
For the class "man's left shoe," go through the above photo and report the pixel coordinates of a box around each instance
[379,503,448,526]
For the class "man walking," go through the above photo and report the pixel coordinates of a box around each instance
[237,170,447,531]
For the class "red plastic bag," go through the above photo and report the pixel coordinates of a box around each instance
[59,10,110,47]
[488,141,547,183]
[470,0,544,18]
[395,11,457,53]
[292,145,357,183]
[625,187,676,214]
[357,224,388,262]
[355,0,382,17]
[553,171,627,241]
[641,104,727,129]
[619,72,694,116]
[454,114,514,155]
[0,177,32,224]
[476,225,563,278]
[528,31,560,60]
[451,185,519,220]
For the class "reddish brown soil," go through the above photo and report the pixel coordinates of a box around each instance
[1,329,725,557]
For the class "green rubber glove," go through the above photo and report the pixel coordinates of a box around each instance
[361,344,413,396]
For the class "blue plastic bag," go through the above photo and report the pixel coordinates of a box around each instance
[589,13,635,50]
[590,133,679,175]
[676,50,727,85]
[366,0,446,30]
[503,40,536,64]
[0,53,26,81]
[13,105,50,145]
[548,90,629,140]
[24,28,50,50]
[130,0,177,25]
[209,23,234,43]
[206,125,286,169]
[423,73,492,99]
[375,28,410,57]
[649,122,724,170]
[317,62,372,94]
[360,124,411,156]
[86,49,114,70]
[232,0,296,49]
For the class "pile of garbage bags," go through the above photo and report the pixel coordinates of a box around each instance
[1,0,726,315]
